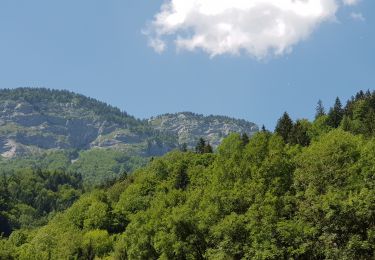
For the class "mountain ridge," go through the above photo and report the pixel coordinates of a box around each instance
[0,88,258,158]
[149,111,258,147]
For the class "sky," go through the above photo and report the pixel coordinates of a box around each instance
[0,0,374,129]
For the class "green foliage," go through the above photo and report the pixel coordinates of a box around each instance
[288,119,311,146]
[70,149,148,187]
[292,130,374,258]
[315,99,326,119]
[342,91,375,137]
[195,137,213,154]
[82,230,112,258]
[0,169,83,235]
[0,87,140,127]
[308,115,332,141]
[3,127,375,259]
[327,97,344,128]
[275,112,293,142]
[240,133,250,146]
[275,113,311,146]
[1,90,375,259]
[0,149,148,188]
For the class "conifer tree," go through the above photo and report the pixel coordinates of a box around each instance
[315,100,325,119]
[195,138,206,154]
[175,168,189,190]
[0,174,11,236]
[195,138,213,154]
[204,142,213,154]
[241,133,249,146]
[275,112,294,143]
[355,90,365,100]
[289,120,310,146]
[327,97,344,128]
[340,115,351,132]
[180,143,188,152]
[0,174,9,212]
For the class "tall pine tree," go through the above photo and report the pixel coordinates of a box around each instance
[195,138,213,154]
[204,142,213,153]
[195,138,206,154]
[175,167,189,190]
[289,120,310,146]
[0,173,11,236]
[275,112,294,143]
[241,133,250,146]
[315,100,325,119]
[327,97,344,128]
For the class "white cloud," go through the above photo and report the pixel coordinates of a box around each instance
[350,12,365,21]
[145,0,342,58]
[148,38,166,53]
[343,0,360,6]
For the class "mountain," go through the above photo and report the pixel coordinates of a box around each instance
[0,88,176,158]
[149,112,258,147]
[0,88,258,159]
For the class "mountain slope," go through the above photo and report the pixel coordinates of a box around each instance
[149,112,258,147]
[0,88,258,158]
[0,88,175,158]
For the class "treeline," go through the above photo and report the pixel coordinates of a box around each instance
[274,89,375,147]
[0,90,374,259]
[152,112,258,130]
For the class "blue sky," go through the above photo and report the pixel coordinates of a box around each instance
[0,0,374,129]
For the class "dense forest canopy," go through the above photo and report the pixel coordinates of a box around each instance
[0,169,84,237]
[0,149,148,187]
[0,90,374,259]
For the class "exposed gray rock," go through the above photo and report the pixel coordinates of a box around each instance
[13,114,48,127]
[146,140,175,156]
[149,112,258,148]
[0,137,9,153]
[65,119,99,148]
[15,133,60,149]
[0,88,258,158]
[115,133,143,144]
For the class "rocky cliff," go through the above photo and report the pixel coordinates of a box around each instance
[149,112,258,148]
[0,88,258,158]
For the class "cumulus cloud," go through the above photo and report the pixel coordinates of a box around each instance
[145,0,344,58]
[145,0,364,58]
[350,12,365,21]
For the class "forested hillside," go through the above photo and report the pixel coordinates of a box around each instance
[0,149,148,187]
[0,88,176,158]
[0,88,258,186]
[0,90,375,259]
[0,88,257,159]
[0,169,84,237]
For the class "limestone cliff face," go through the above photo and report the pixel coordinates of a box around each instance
[0,88,176,158]
[0,88,258,158]
[148,112,259,148]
